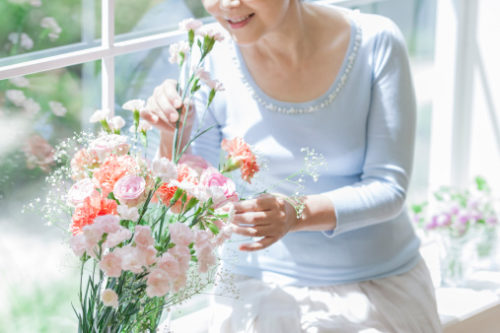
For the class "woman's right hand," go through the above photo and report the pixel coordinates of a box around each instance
[140,79,195,158]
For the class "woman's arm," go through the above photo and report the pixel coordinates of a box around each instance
[232,18,417,249]
[321,18,416,237]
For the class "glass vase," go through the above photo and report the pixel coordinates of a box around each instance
[438,231,477,288]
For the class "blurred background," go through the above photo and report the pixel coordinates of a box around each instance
[0,0,498,332]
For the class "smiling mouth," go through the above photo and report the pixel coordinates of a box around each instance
[226,13,255,25]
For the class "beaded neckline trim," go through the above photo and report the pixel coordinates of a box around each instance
[231,14,362,115]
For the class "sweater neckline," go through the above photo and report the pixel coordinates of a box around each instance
[231,9,362,115]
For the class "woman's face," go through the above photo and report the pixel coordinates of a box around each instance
[201,0,292,45]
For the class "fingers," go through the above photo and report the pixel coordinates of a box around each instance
[162,79,183,109]
[233,194,280,213]
[232,224,274,237]
[239,237,276,252]
[232,211,274,226]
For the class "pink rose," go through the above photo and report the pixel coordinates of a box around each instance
[99,252,122,277]
[113,175,146,207]
[134,225,154,248]
[169,222,194,247]
[146,268,171,297]
[200,168,238,208]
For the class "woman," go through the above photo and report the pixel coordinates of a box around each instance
[142,0,442,331]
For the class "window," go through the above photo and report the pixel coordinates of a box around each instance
[2,0,487,330]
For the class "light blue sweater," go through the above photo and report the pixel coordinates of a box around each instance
[191,10,421,286]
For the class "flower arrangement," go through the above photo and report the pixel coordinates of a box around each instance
[33,19,260,332]
[411,176,498,237]
[411,176,499,286]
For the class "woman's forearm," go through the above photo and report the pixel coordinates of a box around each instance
[290,194,337,232]
[157,129,192,160]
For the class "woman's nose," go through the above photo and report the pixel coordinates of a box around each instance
[220,0,241,8]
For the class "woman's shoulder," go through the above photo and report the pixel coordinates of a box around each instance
[351,11,406,49]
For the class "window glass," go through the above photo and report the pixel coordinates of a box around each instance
[114,44,181,158]
[0,0,101,67]
[114,0,211,39]
[0,62,100,332]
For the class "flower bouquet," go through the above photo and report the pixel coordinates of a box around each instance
[411,176,499,286]
[36,19,260,332]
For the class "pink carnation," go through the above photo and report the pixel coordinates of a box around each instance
[99,252,122,277]
[178,154,210,175]
[103,227,132,249]
[113,175,146,207]
[93,214,121,234]
[221,137,259,183]
[134,225,154,248]
[114,246,144,274]
[196,244,216,273]
[92,154,138,196]
[70,233,87,257]
[169,245,191,273]
[179,18,203,32]
[157,252,182,280]
[70,148,99,180]
[169,222,194,247]
[88,134,130,161]
[146,268,171,297]
[101,289,119,308]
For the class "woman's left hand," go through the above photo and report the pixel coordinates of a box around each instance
[231,193,299,251]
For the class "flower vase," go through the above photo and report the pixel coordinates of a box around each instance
[474,226,499,271]
[438,232,476,287]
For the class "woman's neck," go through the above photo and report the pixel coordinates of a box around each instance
[240,2,320,69]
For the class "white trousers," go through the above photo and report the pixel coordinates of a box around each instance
[208,259,442,333]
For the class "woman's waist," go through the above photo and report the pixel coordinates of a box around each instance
[221,216,420,283]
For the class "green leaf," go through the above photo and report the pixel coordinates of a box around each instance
[140,131,148,147]
[183,197,199,212]
[207,88,216,108]
[207,222,220,235]
[133,109,140,129]
[188,29,195,48]
[475,176,489,191]
[170,188,184,205]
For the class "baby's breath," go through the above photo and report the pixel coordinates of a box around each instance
[23,131,96,229]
